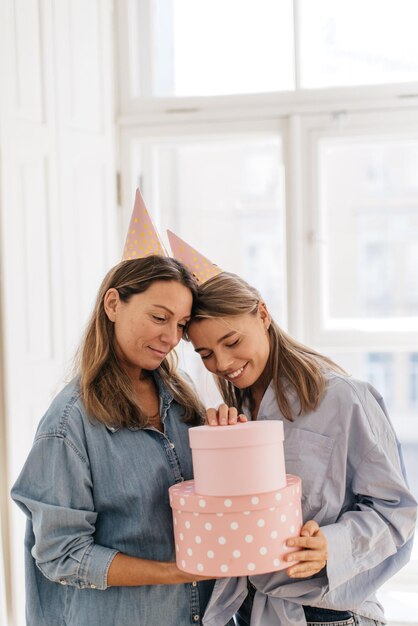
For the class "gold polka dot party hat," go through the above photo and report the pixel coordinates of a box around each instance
[122,189,168,260]
[167,230,222,284]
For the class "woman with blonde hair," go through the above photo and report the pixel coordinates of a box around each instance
[12,204,221,626]
[182,267,416,626]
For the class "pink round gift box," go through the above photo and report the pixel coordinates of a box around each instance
[169,475,302,577]
[189,421,286,497]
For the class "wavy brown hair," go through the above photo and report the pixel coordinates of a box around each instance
[76,256,205,427]
[188,272,345,421]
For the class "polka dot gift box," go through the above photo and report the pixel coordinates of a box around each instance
[169,421,303,577]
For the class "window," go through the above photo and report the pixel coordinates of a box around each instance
[121,126,287,406]
[410,353,418,408]
[122,128,287,320]
[366,353,394,404]
[117,3,418,620]
[306,118,418,352]
[151,0,295,96]
[117,0,418,108]
[318,136,418,329]
[298,0,418,88]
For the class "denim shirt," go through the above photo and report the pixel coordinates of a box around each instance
[11,372,215,626]
[203,373,417,626]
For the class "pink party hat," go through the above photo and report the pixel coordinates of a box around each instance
[167,230,222,284]
[122,189,168,260]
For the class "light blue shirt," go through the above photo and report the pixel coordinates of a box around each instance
[203,373,417,626]
[11,372,215,626]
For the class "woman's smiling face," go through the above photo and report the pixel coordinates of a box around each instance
[104,280,192,380]
[187,304,271,389]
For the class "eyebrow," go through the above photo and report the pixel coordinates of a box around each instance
[194,331,236,353]
[152,304,190,319]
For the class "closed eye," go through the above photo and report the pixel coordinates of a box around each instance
[152,315,166,323]
[225,339,239,348]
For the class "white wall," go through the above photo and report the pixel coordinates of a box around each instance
[0,1,118,624]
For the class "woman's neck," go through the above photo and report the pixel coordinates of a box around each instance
[133,373,164,432]
[249,364,272,420]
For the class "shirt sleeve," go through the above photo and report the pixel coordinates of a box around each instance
[11,433,118,590]
[321,384,417,592]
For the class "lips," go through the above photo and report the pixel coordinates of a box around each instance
[149,347,168,358]
[225,363,247,381]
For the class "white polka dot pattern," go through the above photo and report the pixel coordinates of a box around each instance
[169,475,302,577]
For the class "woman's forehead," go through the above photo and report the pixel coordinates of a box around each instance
[130,280,193,314]
[188,314,252,339]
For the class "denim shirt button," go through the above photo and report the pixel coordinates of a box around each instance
[89,584,97,589]
[191,581,197,587]
[59,579,67,585]
[193,615,199,622]
[170,442,175,449]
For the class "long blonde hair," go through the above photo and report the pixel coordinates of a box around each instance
[76,256,205,427]
[189,272,345,421]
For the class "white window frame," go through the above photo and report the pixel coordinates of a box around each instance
[118,117,288,222]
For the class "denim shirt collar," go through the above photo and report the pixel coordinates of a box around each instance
[105,369,174,433]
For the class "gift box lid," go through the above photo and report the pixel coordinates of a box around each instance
[189,420,283,450]
[169,475,301,514]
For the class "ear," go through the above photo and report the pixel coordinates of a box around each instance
[103,288,120,322]
[258,301,271,330]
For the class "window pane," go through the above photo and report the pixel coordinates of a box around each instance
[299,0,418,88]
[319,136,418,328]
[151,135,286,318]
[411,353,418,408]
[152,0,295,96]
[132,133,286,403]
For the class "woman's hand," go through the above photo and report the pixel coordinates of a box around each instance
[206,404,248,426]
[284,520,328,578]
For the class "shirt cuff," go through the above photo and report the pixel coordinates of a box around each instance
[76,544,118,590]
[320,524,352,591]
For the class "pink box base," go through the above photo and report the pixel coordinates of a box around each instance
[169,475,302,577]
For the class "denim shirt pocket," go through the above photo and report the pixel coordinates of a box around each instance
[284,428,335,520]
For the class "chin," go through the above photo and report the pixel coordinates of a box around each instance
[149,360,165,370]
[140,358,164,371]
[225,377,248,389]
[231,374,260,390]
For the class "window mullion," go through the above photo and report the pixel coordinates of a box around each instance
[292,0,301,90]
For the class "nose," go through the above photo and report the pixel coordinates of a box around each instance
[215,352,234,374]
[161,322,181,348]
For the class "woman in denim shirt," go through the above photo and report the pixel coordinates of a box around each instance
[12,256,218,626]
[186,271,417,626]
